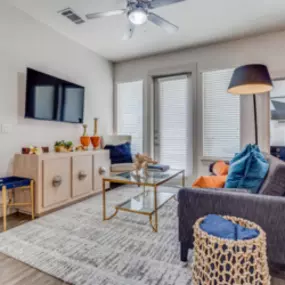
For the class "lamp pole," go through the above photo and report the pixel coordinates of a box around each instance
[253,94,258,145]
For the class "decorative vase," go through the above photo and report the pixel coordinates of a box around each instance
[80,124,90,149]
[91,118,101,150]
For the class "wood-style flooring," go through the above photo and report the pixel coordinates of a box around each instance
[0,214,284,285]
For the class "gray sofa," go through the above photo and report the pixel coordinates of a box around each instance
[178,154,285,265]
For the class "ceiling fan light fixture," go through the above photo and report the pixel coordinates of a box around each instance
[128,8,147,25]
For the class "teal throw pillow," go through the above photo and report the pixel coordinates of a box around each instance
[225,144,269,193]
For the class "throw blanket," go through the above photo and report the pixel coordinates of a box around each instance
[200,214,259,240]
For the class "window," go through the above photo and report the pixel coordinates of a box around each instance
[154,74,193,174]
[203,69,240,158]
[116,80,143,154]
[270,79,285,146]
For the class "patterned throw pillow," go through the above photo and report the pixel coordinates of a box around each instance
[210,161,229,176]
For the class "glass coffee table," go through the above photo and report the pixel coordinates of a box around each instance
[102,169,185,232]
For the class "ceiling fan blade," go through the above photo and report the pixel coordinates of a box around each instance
[86,9,126,20]
[148,0,186,9]
[148,12,179,33]
[123,22,135,40]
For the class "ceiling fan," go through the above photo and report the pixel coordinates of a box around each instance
[86,0,186,40]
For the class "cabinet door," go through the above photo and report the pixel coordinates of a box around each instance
[93,152,110,193]
[72,155,93,198]
[43,158,71,208]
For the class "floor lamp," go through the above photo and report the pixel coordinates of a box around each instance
[228,64,273,145]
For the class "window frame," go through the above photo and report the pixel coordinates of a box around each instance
[201,68,242,160]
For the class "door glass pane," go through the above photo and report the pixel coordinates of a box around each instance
[155,75,189,171]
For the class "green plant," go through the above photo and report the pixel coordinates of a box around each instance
[64,141,73,149]
[54,140,65,147]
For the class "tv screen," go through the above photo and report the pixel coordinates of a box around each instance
[25,68,85,123]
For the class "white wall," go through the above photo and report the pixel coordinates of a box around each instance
[114,30,285,177]
[0,3,113,176]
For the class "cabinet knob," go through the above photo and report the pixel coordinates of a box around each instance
[78,171,87,180]
[52,176,62,187]
[99,167,106,175]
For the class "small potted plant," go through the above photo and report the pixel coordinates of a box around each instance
[54,140,65,152]
[64,141,73,152]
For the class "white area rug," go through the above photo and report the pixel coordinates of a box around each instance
[0,186,192,285]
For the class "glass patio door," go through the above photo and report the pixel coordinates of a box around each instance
[154,74,192,174]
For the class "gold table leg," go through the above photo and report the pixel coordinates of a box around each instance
[2,186,7,232]
[102,179,118,221]
[149,214,157,232]
[30,180,35,220]
[153,185,158,232]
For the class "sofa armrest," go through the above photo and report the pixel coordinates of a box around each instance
[178,187,285,264]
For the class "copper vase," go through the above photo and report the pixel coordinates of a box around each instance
[91,118,101,149]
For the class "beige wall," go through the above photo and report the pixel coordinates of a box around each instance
[114,31,285,177]
[0,3,113,177]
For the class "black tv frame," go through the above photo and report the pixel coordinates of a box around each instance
[25,68,85,124]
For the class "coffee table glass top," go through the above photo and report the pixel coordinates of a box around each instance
[104,169,184,186]
[116,191,174,215]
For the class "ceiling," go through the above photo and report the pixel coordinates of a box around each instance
[6,0,285,61]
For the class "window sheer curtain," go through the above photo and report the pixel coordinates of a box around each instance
[116,81,143,154]
[203,69,240,158]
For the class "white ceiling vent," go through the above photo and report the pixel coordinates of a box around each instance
[59,8,85,25]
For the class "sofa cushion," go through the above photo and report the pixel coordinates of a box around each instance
[192,175,227,188]
[104,142,132,164]
[225,145,269,193]
[259,154,285,196]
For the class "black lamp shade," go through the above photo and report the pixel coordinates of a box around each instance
[228,64,273,95]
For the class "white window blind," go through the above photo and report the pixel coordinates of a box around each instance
[117,81,143,154]
[155,75,192,173]
[203,69,240,158]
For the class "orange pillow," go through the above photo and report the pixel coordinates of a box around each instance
[192,175,227,188]
[212,161,229,176]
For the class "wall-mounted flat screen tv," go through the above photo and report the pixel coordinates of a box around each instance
[25,68,85,123]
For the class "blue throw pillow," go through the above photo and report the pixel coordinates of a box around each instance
[200,214,259,240]
[225,144,269,193]
[231,144,252,163]
[238,151,269,193]
[104,142,133,164]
